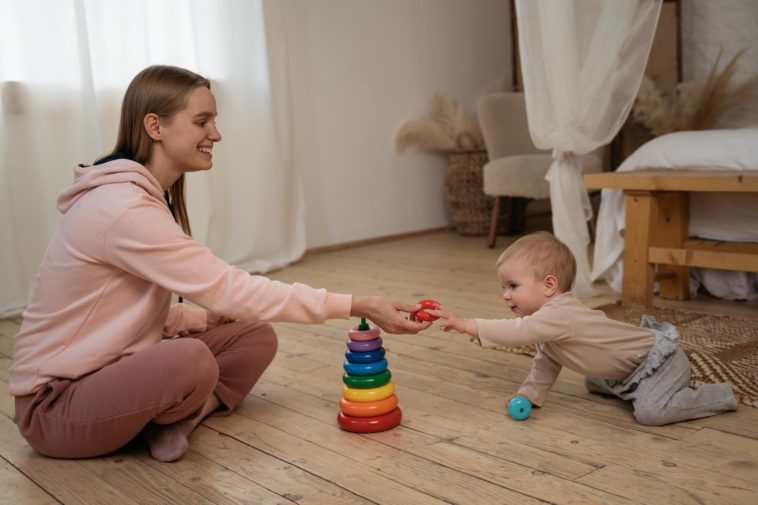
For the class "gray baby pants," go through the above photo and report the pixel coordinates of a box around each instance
[585,315,737,426]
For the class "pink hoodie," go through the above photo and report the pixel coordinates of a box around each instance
[10,160,351,396]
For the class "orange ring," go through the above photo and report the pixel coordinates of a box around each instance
[339,394,398,417]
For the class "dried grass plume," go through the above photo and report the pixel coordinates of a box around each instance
[395,93,485,154]
[633,48,758,136]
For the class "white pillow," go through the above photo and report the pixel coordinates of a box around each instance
[616,128,758,173]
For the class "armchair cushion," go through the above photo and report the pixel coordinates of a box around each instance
[483,153,603,200]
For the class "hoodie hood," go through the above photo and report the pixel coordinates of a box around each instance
[57,160,166,214]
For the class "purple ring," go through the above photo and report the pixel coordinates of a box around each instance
[346,336,383,352]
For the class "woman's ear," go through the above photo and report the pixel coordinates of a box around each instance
[543,274,559,297]
[143,113,161,141]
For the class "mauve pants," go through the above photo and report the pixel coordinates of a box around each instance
[13,321,278,458]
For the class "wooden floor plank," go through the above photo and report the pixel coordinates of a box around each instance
[576,462,757,505]
[187,426,375,505]
[0,457,59,505]
[0,318,20,358]
[225,397,548,505]
[204,414,454,505]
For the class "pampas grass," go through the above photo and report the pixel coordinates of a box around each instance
[395,93,485,154]
[633,48,758,136]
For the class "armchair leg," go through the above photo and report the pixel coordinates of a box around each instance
[487,196,501,248]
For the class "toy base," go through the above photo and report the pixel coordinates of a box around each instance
[337,407,402,433]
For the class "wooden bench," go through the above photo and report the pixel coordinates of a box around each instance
[584,170,758,305]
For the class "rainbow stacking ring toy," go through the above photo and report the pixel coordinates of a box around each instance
[337,317,402,433]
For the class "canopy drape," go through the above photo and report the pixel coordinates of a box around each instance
[515,0,662,295]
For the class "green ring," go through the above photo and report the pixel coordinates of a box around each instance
[343,369,392,389]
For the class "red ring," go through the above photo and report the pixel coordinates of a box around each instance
[337,407,403,433]
[413,299,440,321]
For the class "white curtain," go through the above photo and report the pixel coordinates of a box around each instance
[515,0,661,296]
[0,0,302,316]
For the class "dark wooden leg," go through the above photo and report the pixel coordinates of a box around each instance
[487,197,501,248]
[507,197,529,235]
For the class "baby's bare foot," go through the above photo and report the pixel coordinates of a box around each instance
[142,422,189,462]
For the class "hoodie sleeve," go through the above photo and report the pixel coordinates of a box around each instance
[164,304,208,337]
[105,199,352,324]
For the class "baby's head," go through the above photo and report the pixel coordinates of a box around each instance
[495,232,576,316]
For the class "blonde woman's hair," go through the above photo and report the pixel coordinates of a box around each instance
[100,65,211,236]
[496,232,576,293]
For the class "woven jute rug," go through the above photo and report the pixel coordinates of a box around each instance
[496,303,758,408]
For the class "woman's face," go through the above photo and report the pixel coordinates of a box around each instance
[157,86,221,173]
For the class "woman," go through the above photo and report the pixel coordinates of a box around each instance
[10,65,430,462]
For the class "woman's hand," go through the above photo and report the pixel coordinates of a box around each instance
[207,312,235,329]
[351,296,431,334]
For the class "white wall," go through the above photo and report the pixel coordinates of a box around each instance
[284,0,511,249]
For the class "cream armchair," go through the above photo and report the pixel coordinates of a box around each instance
[478,92,603,248]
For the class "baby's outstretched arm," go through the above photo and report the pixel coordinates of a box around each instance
[426,306,479,341]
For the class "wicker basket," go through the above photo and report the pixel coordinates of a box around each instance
[445,151,510,236]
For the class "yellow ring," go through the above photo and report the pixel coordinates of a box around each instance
[342,382,395,403]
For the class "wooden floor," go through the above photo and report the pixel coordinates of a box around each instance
[2,230,758,504]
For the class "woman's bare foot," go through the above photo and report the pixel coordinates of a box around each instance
[142,394,221,462]
[142,422,190,462]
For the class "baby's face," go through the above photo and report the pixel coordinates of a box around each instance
[497,258,550,317]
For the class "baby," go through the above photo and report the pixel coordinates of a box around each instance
[429,231,737,425]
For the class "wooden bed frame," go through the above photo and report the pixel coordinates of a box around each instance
[585,169,758,305]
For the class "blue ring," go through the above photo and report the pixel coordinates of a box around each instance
[345,348,385,364]
[343,358,388,376]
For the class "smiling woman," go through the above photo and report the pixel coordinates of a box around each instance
[9,65,432,464]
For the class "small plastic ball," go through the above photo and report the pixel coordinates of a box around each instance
[507,396,532,421]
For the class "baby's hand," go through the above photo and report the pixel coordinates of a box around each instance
[504,393,519,407]
[208,313,236,329]
[425,306,469,334]
[505,393,535,408]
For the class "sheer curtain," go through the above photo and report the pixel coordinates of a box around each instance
[0,0,302,316]
[515,0,661,296]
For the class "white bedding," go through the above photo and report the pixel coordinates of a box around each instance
[591,129,758,300]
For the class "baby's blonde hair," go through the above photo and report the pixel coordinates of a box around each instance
[496,232,576,293]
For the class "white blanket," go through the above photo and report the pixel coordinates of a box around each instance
[591,129,758,300]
